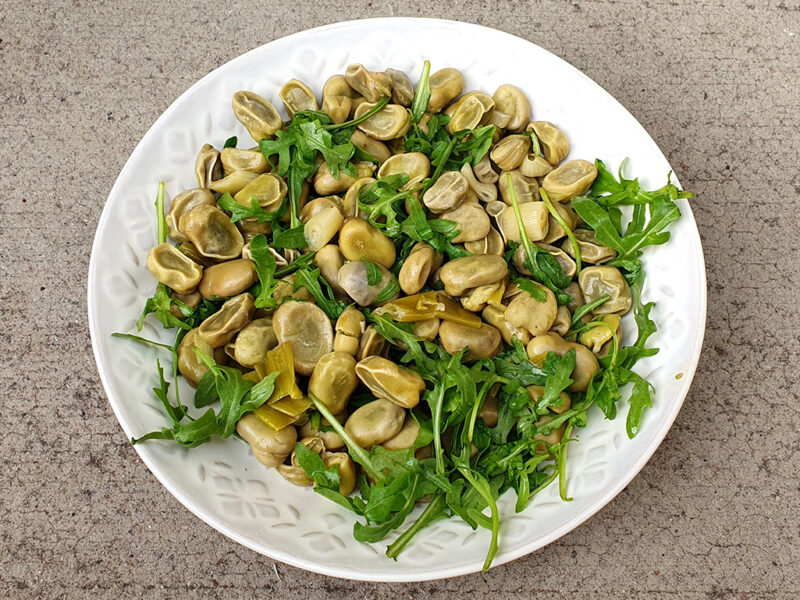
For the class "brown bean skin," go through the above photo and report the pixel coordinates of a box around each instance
[197,259,257,300]
[438,255,508,297]
[438,321,502,360]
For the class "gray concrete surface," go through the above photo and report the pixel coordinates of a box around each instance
[1,1,798,598]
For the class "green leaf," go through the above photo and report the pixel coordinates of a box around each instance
[361,258,383,286]
[403,108,494,174]
[400,198,471,260]
[492,386,528,444]
[621,368,654,438]
[223,136,238,149]
[570,200,626,254]
[249,234,280,310]
[271,222,307,249]
[151,359,187,424]
[615,278,659,369]
[358,174,412,238]
[454,125,496,167]
[353,472,432,543]
[192,349,278,438]
[171,409,219,445]
[512,278,547,303]
[195,351,256,438]
[375,273,400,303]
[315,486,360,513]
[292,267,347,319]
[132,318,279,448]
[362,471,415,522]
[353,502,413,543]
[135,183,196,332]
[367,447,420,480]
[540,187,583,273]
[587,364,620,420]
[410,410,434,448]
[295,120,355,178]
[217,192,286,224]
[137,283,192,332]
[532,250,572,292]
[572,173,683,272]
[507,241,571,304]
[243,371,279,412]
[369,314,440,377]
[611,196,681,262]
[258,104,388,229]
[294,441,341,490]
[404,113,448,156]
[259,129,298,176]
[493,338,547,387]
[180,298,221,330]
[194,369,219,408]
[537,350,575,411]
[453,460,500,572]
[131,359,216,448]
[133,408,219,447]
[589,159,693,207]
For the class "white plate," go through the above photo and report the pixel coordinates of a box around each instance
[88,18,706,582]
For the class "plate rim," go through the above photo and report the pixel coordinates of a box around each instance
[88,16,707,582]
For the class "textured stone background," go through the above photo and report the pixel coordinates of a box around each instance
[1,1,798,598]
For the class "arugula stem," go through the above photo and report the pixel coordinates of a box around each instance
[613,207,682,262]
[569,295,610,328]
[273,252,315,278]
[514,471,530,512]
[308,393,387,484]
[385,492,446,560]
[111,332,173,352]
[155,181,167,244]
[132,430,171,444]
[505,173,538,285]
[430,384,447,475]
[492,441,529,473]
[532,404,592,437]
[514,453,552,511]
[557,421,575,501]
[148,182,190,411]
[287,170,303,229]
[326,97,390,132]
[540,188,581,273]
[530,465,559,498]
[457,466,499,572]
[150,182,175,330]
[171,330,188,413]
[465,381,492,449]
[426,136,457,190]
